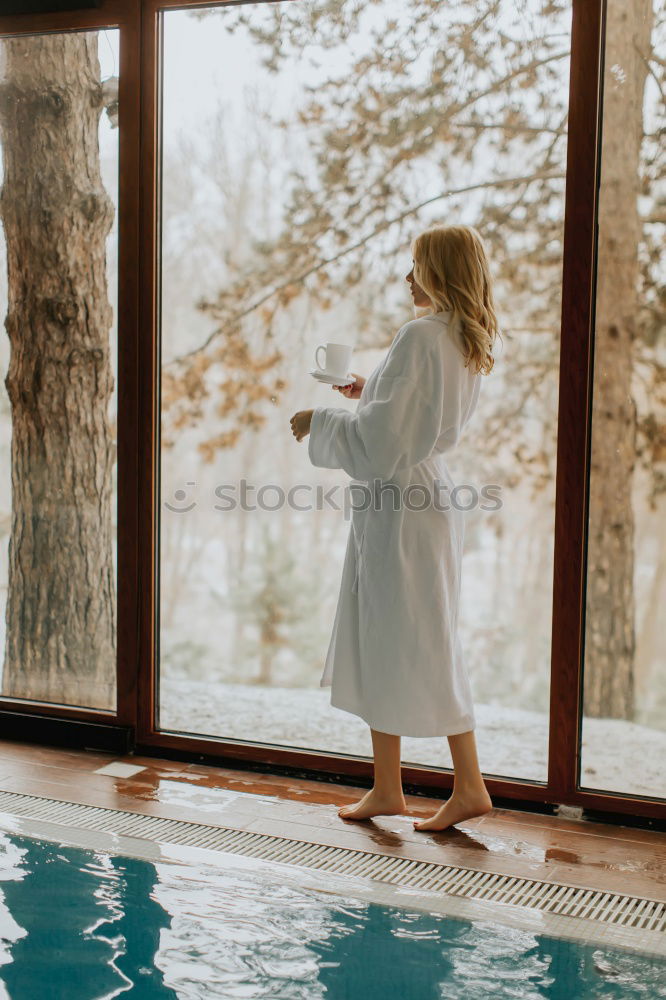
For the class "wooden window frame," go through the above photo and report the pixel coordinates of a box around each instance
[0,0,662,822]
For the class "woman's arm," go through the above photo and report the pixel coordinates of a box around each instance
[307,323,450,481]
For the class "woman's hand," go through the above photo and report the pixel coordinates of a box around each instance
[290,408,313,442]
[333,373,365,400]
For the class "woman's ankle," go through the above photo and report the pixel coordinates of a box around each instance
[371,783,405,800]
[451,779,490,800]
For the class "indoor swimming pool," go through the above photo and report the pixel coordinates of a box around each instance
[0,829,664,999]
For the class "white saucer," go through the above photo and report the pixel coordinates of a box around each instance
[309,369,356,386]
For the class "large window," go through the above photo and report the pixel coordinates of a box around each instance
[156,1,572,784]
[580,0,665,798]
[0,28,119,712]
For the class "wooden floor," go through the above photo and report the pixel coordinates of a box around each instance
[0,739,664,902]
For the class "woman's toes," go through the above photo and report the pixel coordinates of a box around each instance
[338,791,370,818]
[338,790,406,821]
[412,791,492,832]
[413,815,440,831]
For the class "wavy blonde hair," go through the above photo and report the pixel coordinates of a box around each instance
[411,224,500,375]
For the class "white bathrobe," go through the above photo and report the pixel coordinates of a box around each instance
[308,310,482,737]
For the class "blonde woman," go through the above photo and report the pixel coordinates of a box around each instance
[290,225,499,831]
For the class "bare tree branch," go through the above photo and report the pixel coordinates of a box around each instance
[452,120,566,136]
[166,169,565,368]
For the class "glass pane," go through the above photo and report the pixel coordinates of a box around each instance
[158,2,572,782]
[580,0,665,798]
[0,29,119,710]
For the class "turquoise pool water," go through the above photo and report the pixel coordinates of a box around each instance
[0,831,664,999]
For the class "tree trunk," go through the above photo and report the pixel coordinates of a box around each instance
[0,33,116,709]
[583,0,652,718]
[634,491,666,727]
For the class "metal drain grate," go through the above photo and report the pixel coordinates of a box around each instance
[0,790,663,933]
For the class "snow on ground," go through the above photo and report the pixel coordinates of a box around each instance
[160,679,665,798]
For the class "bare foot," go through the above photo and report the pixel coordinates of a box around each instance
[413,788,492,832]
[338,787,407,821]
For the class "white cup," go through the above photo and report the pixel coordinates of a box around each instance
[315,342,353,377]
